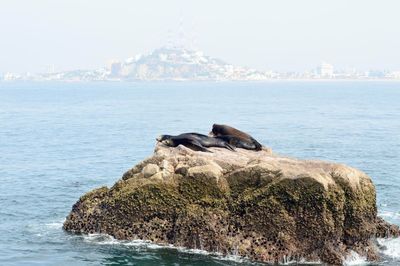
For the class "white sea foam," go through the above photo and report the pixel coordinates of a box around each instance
[25,219,64,236]
[379,210,400,221]
[81,233,400,265]
[45,221,64,229]
[377,238,400,259]
[343,251,368,266]
[81,233,328,264]
[81,233,248,263]
[281,257,321,265]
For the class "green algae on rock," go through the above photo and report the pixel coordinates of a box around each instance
[63,144,399,265]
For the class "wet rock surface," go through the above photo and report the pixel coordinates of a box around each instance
[64,144,399,265]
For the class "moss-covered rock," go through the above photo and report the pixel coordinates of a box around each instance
[63,144,399,265]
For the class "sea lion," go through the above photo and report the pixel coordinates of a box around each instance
[215,135,260,150]
[210,124,263,151]
[157,133,235,152]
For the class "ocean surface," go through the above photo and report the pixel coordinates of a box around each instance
[0,81,399,265]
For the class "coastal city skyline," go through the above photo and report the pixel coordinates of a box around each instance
[2,45,400,81]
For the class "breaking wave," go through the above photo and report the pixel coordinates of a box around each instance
[378,238,400,259]
[80,233,325,264]
[343,251,368,266]
[72,230,400,265]
[379,210,400,224]
[82,233,247,263]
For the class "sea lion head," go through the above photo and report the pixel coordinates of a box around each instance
[156,135,170,141]
[210,124,223,136]
[156,135,174,146]
[162,139,173,146]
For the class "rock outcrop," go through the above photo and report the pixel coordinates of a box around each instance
[63,144,399,265]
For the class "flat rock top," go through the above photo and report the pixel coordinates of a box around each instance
[151,143,370,190]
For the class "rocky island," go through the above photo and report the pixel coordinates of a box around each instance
[63,144,399,265]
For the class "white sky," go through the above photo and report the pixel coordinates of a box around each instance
[1,0,399,73]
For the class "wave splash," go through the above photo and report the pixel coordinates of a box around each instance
[81,233,327,264]
[75,232,400,265]
[343,251,368,266]
[50,217,400,264]
[82,233,246,263]
[378,238,400,259]
[36,221,400,264]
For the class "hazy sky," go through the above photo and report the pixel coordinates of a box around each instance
[1,0,399,73]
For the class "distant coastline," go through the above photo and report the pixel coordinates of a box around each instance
[2,78,400,84]
[2,46,400,82]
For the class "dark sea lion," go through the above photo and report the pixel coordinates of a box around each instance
[157,133,235,152]
[210,124,262,151]
[215,135,260,150]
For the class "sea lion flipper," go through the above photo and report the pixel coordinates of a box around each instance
[190,140,212,153]
[225,143,236,152]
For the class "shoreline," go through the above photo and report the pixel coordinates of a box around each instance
[1,79,400,84]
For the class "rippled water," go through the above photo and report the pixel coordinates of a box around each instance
[0,81,399,265]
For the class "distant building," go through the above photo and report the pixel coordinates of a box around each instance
[108,61,122,76]
[3,72,22,81]
[367,70,386,79]
[318,62,334,78]
[387,71,400,79]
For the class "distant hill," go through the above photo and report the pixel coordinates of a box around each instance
[7,47,272,82]
[4,46,398,81]
[107,47,271,81]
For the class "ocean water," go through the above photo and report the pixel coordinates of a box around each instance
[0,81,399,266]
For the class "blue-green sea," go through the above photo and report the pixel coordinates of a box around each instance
[1,81,399,265]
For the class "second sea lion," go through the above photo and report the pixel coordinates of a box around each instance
[215,135,260,151]
[210,124,263,151]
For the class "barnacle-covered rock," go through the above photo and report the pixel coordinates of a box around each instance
[63,143,399,265]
